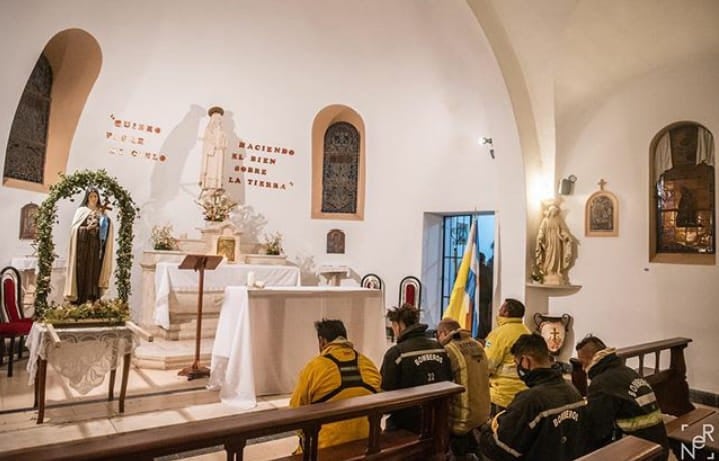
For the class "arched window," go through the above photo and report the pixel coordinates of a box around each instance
[650,122,715,264]
[322,122,360,213]
[311,105,365,220]
[3,29,102,193]
[4,54,52,184]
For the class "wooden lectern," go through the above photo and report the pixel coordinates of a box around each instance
[178,254,223,380]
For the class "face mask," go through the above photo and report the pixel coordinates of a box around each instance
[516,357,530,382]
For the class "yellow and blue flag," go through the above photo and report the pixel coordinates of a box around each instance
[443,217,480,335]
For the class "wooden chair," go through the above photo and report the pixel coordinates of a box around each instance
[361,273,383,290]
[398,275,421,308]
[0,266,33,377]
[362,274,392,341]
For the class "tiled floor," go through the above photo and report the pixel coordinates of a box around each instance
[0,355,296,459]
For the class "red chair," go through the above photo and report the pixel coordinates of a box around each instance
[398,275,422,309]
[0,266,33,377]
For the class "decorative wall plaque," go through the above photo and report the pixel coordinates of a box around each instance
[585,179,618,237]
[533,313,572,355]
[327,229,345,254]
[19,202,39,240]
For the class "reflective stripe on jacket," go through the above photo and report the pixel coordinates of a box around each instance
[585,350,669,459]
[442,329,491,434]
[478,367,589,461]
[380,323,453,433]
[290,339,381,449]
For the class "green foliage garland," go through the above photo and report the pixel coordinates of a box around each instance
[33,169,138,319]
[41,298,130,324]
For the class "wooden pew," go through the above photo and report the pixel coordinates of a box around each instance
[575,435,664,461]
[667,410,719,461]
[0,381,464,461]
[666,407,715,435]
[572,337,695,416]
[571,337,718,460]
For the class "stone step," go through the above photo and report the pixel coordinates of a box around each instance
[133,337,215,370]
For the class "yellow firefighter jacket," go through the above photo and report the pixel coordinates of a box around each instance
[289,338,382,450]
[484,317,530,408]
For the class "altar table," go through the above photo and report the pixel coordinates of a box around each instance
[153,261,300,329]
[208,286,386,408]
[26,323,137,423]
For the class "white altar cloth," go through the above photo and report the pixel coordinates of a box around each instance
[208,286,386,408]
[153,262,300,329]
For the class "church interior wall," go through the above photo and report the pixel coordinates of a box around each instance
[553,58,719,393]
[0,2,527,331]
[1,0,714,400]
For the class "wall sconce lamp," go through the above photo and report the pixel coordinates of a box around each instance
[480,137,495,159]
[558,174,577,195]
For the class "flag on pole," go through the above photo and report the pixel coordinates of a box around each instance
[443,217,480,335]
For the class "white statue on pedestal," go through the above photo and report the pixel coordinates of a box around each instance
[199,106,227,191]
[535,202,576,285]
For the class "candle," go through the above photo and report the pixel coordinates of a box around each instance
[247,271,256,287]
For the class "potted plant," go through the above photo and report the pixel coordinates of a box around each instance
[262,232,283,255]
[246,232,287,265]
[151,225,179,251]
[196,190,237,222]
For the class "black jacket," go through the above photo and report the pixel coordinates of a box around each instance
[380,323,452,433]
[585,351,669,460]
[479,366,588,461]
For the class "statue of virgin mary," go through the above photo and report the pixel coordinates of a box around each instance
[199,106,228,191]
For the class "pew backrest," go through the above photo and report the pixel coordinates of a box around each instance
[0,381,465,461]
[572,337,694,416]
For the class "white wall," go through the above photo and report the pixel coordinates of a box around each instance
[555,57,719,393]
[0,1,526,325]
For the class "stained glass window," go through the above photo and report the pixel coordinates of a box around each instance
[4,53,52,184]
[654,123,715,255]
[321,122,359,214]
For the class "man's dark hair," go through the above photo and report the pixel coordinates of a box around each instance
[386,303,419,326]
[314,319,347,342]
[504,298,525,318]
[575,334,607,353]
[511,333,551,363]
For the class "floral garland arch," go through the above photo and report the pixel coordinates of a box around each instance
[33,169,137,319]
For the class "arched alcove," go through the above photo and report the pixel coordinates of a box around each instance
[311,105,366,220]
[3,28,102,193]
[649,121,715,265]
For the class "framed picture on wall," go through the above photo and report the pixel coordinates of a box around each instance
[19,202,39,240]
[585,180,618,237]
